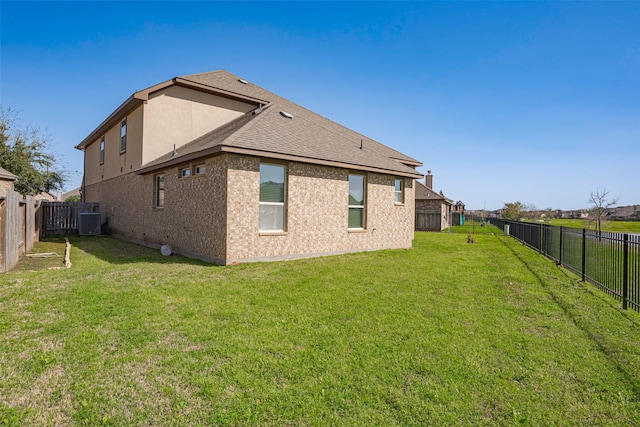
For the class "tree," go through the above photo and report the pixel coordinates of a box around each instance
[502,201,525,220]
[0,107,66,196]
[588,188,619,235]
[522,203,538,221]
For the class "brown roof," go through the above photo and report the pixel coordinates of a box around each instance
[415,181,453,204]
[102,70,422,178]
[0,166,17,181]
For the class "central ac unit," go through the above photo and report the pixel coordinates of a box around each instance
[78,212,101,236]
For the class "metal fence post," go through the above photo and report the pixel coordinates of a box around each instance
[581,228,586,282]
[623,234,629,310]
[559,226,563,266]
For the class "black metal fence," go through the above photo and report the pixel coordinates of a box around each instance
[490,219,640,312]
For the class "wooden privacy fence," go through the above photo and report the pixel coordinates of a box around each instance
[0,190,36,273]
[40,201,100,237]
[416,210,443,231]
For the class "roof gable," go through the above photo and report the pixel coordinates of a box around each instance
[137,70,423,178]
[415,181,453,204]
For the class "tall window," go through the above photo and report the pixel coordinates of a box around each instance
[394,178,404,203]
[259,163,286,231]
[99,136,105,164]
[120,119,127,153]
[348,174,366,229]
[154,174,165,208]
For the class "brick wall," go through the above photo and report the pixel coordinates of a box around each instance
[84,155,228,263]
[226,154,415,263]
[85,153,416,265]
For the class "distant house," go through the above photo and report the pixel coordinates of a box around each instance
[415,171,453,231]
[0,166,17,196]
[76,70,424,264]
[452,201,466,226]
[62,187,81,201]
[33,191,59,202]
[605,205,640,222]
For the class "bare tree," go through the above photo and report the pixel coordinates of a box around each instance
[523,203,538,221]
[589,188,619,236]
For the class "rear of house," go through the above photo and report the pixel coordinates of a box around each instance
[77,71,423,264]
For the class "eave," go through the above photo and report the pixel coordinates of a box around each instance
[136,145,424,179]
[75,77,268,151]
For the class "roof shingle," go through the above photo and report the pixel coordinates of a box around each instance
[138,70,423,178]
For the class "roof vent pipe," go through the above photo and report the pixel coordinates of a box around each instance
[360,139,363,150]
[172,144,177,157]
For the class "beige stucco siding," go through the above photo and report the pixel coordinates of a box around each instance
[225,154,415,263]
[142,86,255,164]
[83,105,144,187]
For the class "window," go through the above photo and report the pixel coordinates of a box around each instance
[180,167,191,178]
[99,136,105,164]
[394,178,404,203]
[348,174,366,229]
[154,174,165,208]
[194,164,206,175]
[259,163,286,231]
[120,119,127,153]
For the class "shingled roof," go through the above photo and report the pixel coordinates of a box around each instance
[0,166,17,181]
[415,181,453,204]
[135,70,423,178]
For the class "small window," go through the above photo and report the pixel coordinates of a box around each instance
[154,174,165,208]
[259,163,286,231]
[348,174,366,229]
[180,167,191,178]
[394,178,404,204]
[194,164,205,175]
[120,119,127,153]
[99,136,105,164]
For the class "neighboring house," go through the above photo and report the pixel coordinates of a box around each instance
[62,187,81,201]
[452,201,465,226]
[76,70,423,265]
[415,171,453,231]
[33,191,60,202]
[0,166,17,196]
[605,205,640,221]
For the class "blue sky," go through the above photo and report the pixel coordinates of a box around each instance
[1,1,638,210]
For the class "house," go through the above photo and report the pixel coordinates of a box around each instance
[33,191,60,202]
[0,166,17,196]
[605,205,640,222]
[415,171,453,231]
[62,187,81,201]
[452,201,466,226]
[76,70,423,265]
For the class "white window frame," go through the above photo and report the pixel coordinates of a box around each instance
[259,163,287,232]
[193,164,206,175]
[120,118,127,153]
[394,178,404,204]
[348,173,366,229]
[180,167,191,178]
[99,136,105,164]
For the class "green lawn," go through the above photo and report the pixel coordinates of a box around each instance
[2,233,640,425]
[546,218,640,234]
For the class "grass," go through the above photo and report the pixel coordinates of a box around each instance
[546,218,640,234]
[11,237,68,272]
[2,233,640,425]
